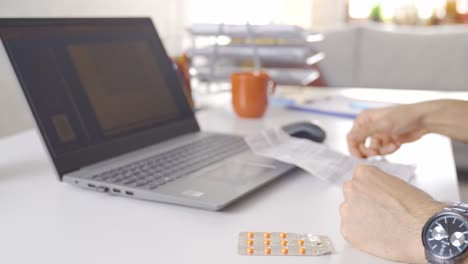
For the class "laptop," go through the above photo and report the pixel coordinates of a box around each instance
[0,18,294,210]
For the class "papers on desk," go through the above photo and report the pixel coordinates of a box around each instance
[283,95,394,119]
[245,129,415,185]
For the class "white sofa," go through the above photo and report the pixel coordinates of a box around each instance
[316,24,468,91]
[315,24,468,170]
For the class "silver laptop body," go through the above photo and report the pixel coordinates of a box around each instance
[0,18,294,211]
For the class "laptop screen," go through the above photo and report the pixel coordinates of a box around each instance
[0,18,199,176]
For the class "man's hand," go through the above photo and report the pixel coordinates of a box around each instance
[347,104,427,158]
[340,165,446,263]
[347,100,468,158]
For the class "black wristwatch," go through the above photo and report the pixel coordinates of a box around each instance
[422,203,468,263]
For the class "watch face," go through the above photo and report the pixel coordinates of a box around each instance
[423,212,468,259]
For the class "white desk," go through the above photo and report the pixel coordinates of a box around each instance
[0,88,462,264]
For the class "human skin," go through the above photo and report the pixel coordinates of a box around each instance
[340,165,447,263]
[347,100,468,158]
[342,100,468,263]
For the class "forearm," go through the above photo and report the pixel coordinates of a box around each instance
[416,100,468,143]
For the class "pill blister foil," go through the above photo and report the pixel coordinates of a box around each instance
[238,232,333,256]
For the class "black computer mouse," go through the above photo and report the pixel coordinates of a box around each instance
[282,121,326,143]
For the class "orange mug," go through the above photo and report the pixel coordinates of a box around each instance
[231,71,276,118]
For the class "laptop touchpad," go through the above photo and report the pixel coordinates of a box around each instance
[201,155,278,185]
[156,153,282,202]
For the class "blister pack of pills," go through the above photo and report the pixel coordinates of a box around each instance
[238,232,333,256]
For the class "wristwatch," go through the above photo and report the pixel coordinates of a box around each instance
[422,203,468,263]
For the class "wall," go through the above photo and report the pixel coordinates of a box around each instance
[0,0,187,138]
[311,0,347,29]
[186,0,346,29]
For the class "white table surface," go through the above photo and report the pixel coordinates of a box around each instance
[0,87,463,264]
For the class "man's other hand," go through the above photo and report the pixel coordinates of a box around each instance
[340,165,446,263]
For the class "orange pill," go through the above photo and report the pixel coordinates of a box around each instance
[264,247,271,255]
[282,247,288,255]
[247,239,254,246]
[299,247,306,255]
[264,239,271,246]
[264,232,270,239]
[247,247,254,255]
[280,232,287,239]
[297,239,305,246]
[247,232,254,238]
[281,240,288,246]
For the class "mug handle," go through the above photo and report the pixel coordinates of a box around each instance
[268,78,276,95]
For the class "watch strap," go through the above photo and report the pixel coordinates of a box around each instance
[445,203,468,217]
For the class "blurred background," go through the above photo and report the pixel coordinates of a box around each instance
[3,0,467,55]
[2,0,468,197]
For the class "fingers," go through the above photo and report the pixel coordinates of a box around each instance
[347,128,364,158]
[342,165,377,200]
[350,164,414,201]
[368,137,399,155]
[339,201,350,241]
[347,107,411,157]
[342,180,353,198]
[352,134,400,158]
[353,164,379,182]
[344,165,397,207]
[352,164,406,185]
[347,110,389,158]
[358,143,377,157]
[368,135,400,156]
[379,142,399,155]
[347,121,370,158]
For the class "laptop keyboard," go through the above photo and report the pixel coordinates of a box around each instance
[90,135,248,190]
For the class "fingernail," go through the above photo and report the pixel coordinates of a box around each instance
[382,144,396,153]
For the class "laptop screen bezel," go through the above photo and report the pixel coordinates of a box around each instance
[0,18,200,178]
